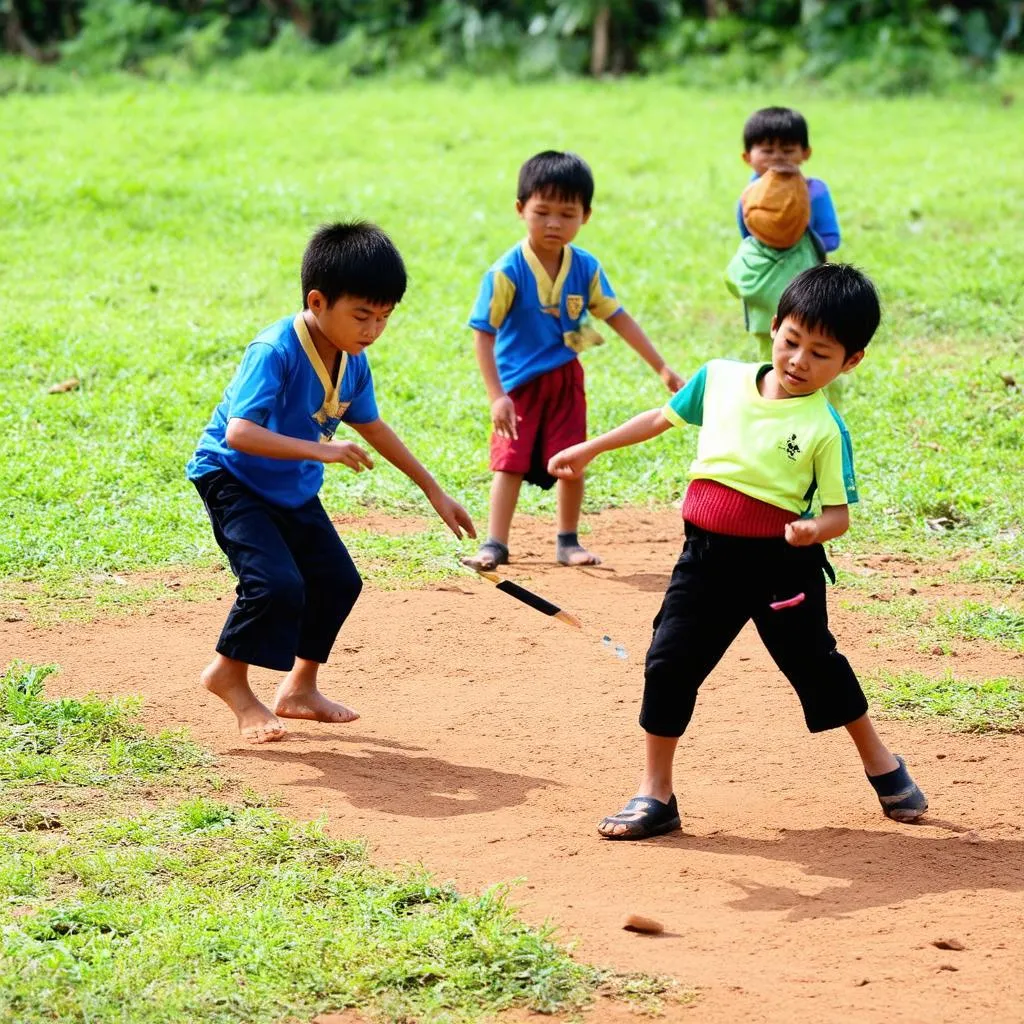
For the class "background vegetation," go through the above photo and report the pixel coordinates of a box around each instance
[2,1,1022,94]
[2,80,1022,605]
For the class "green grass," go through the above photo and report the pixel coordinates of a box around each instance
[954,556,1024,587]
[844,595,1024,653]
[0,662,209,785]
[1,807,611,1023]
[0,663,683,1022]
[863,669,1024,733]
[934,600,1024,649]
[1,81,1022,599]
[1,526,468,623]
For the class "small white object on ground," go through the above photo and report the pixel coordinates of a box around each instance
[601,635,629,659]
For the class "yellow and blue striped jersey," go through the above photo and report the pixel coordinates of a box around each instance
[469,240,621,392]
[187,315,378,509]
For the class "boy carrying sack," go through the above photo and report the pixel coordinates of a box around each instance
[727,107,842,407]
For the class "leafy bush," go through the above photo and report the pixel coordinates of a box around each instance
[1,2,1023,94]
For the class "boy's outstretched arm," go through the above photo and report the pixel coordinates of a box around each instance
[350,418,476,540]
[548,408,672,481]
[226,418,374,471]
[785,505,849,546]
[605,311,685,393]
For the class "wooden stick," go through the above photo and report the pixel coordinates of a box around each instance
[469,568,582,629]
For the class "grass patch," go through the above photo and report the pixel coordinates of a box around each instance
[1,82,1023,602]
[2,801,649,1023]
[0,665,684,1021]
[846,596,1024,653]
[863,669,1024,733]
[0,662,209,786]
[934,600,1024,650]
[345,528,471,589]
[1,525,467,624]
[0,573,225,626]
[954,556,1024,586]
[1,807,626,1022]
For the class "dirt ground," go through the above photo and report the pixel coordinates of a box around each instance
[4,509,1023,1024]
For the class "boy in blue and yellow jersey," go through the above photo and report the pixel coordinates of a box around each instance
[549,265,927,839]
[187,223,475,744]
[462,151,684,571]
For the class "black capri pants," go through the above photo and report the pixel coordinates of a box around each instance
[194,470,362,672]
[641,522,868,737]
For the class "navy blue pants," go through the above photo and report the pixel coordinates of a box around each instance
[194,470,362,672]
[641,522,869,737]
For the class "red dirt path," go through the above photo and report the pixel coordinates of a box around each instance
[4,509,1023,1023]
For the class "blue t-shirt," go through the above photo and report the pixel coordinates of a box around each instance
[187,314,379,508]
[468,240,622,393]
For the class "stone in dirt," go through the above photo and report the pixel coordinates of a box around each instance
[932,938,966,951]
[623,913,664,934]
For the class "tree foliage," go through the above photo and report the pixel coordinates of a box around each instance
[1,0,1021,87]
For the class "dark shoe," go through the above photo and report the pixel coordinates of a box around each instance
[868,754,928,822]
[598,794,681,840]
[461,539,509,572]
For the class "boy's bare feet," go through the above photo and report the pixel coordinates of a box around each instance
[273,676,360,724]
[201,658,286,744]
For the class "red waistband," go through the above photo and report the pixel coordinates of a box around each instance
[681,479,798,538]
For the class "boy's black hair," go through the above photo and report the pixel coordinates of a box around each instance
[517,151,594,213]
[775,264,881,357]
[743,107,809,152]
[301,221,407,309]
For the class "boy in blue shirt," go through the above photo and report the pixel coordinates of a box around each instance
[462,151,684,571]
[188,223,475,744]
[734,107,841,365]
[549,265,927,839]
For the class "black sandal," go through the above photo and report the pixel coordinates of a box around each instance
[598,794,681,840]
[868,754,928,822]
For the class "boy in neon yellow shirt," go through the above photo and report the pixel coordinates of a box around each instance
[549,264,927,839]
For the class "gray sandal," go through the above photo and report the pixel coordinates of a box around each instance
[461,538,509,572]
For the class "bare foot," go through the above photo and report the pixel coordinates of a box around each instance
[273,684,360,724]
[201,660,285,744]
[557,544,602,567]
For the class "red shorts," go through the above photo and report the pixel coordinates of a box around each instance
[490,360,586,490]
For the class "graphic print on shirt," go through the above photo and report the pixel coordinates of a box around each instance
[312,400,352,442]
[566,294,584,319]
[779,433,802,461]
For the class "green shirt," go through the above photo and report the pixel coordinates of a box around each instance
[663,359,857,514]
[726,233,823,335]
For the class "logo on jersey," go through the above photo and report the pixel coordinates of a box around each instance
[566,294,585,320]
[778,433,801,461]
[313,401,351,442]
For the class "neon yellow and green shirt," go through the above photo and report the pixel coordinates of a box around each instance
[662,359,857,514]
